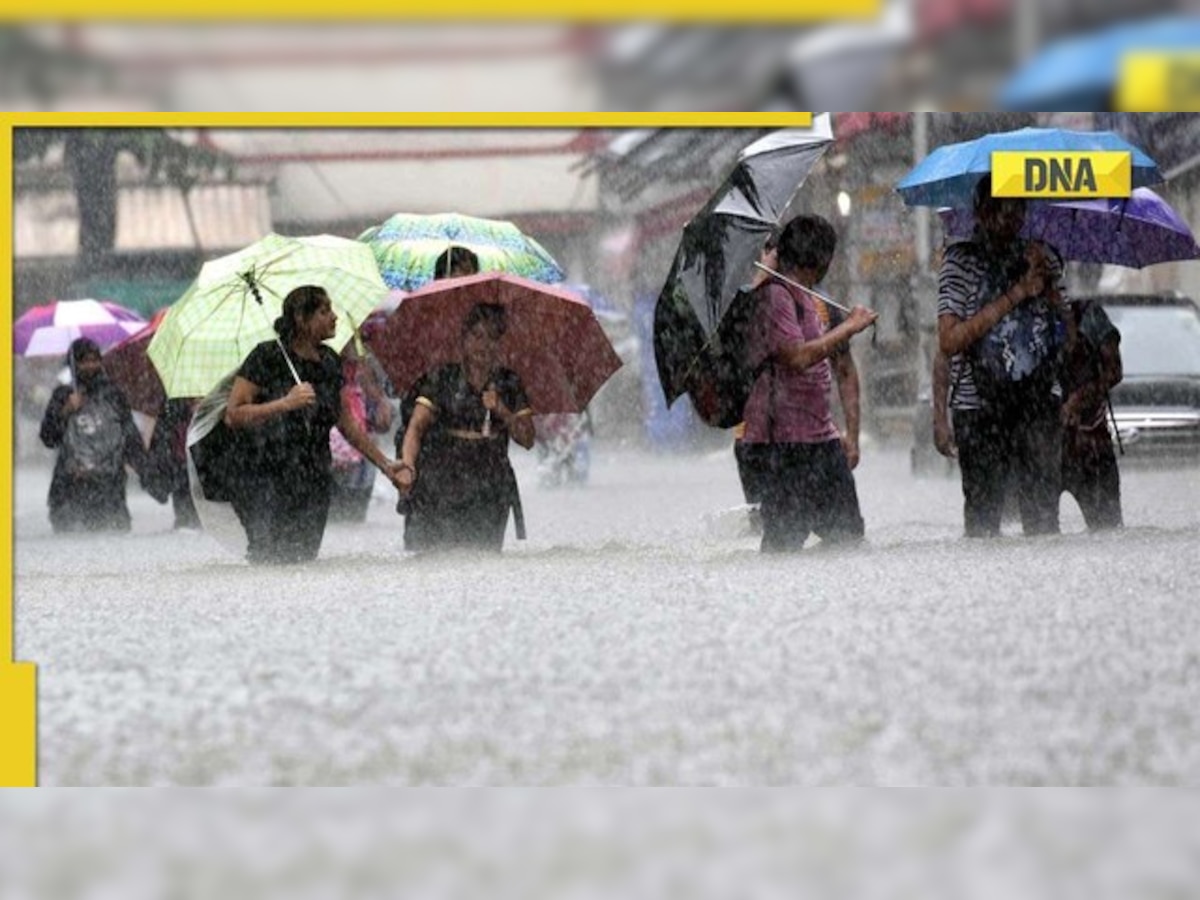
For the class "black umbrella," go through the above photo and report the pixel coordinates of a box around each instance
[653,115,834,419]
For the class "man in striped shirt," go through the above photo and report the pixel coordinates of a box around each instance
[937,176,1066,538]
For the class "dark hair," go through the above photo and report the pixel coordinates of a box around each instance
[462,303,506,340]
[776,214,837,277]
[274,285,329,343]
[68,337,101,364]
[434,246,480,280]
[973,174,994,212]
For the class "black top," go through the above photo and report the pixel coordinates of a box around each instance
[414,363,530,436]
[39,377,146,474]
[237,340,344,483]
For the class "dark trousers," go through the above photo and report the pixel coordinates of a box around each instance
[953,400,1062,538]
[1062,426,1122,530]
[734,439,768,505]
[231,474,331,564]
[742,439,864,553]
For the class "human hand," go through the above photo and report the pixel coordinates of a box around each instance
[286,382,316,410]
[840,433,860,470]
[847,305,879,334]
[1013,245,1049,303]
[1061,394,1082,428]
[933,416,957,459]
[392,460,416,494]
[64,391,84,414]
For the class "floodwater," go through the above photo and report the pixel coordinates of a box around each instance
[13,441,1200,785]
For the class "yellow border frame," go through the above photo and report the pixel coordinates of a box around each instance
[2,1,880,21]
[1,109,816,786]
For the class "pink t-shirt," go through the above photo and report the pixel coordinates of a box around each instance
[741,281,840,445]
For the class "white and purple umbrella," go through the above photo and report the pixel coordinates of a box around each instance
[14,299,147,358]
[938,187,1200,270]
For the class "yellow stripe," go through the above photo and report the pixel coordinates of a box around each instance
[0,120,36,786]
[0,1,880,21]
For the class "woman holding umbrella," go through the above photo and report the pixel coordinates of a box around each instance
[394,302,536,552]
[224,285,406,564]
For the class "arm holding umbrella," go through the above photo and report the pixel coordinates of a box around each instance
[774,304,877,372]
[482,387,535,449]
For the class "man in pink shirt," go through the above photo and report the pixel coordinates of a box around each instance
[740,214,878,552]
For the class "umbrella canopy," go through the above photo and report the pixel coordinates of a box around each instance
[896,127,1163,209]
[653,115,834,407]
[998,16,1200,112]
[938,187,1200,270]
[102,308,171,417]
[357,212,566,291]
[366,272,622,414]
[147,233,388,400]
[14,298,146,357]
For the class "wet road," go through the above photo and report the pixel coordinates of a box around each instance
[14,442,1200,784]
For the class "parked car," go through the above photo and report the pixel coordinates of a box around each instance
[1090,293,1200,461]
[910,292,1200,471]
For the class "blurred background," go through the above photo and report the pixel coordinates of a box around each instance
[3,2,1200,114]
[13,112,1200,459]
[7,4,1200,453]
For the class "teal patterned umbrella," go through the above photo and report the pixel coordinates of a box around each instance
[357,212,566,291]
[147,233,388,399]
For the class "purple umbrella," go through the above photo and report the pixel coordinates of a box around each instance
[14,298,147,357]
[938,187,1200,269]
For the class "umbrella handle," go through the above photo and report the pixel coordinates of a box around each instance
[752,262,853,314]
[242,268,303,387]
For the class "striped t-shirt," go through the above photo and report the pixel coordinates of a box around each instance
[937,238,1065,411]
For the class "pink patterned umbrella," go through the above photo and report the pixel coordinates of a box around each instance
[14,299,147,357]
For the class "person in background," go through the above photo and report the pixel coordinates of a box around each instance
[1059,296,1123,530]
[224,285,405,564]
[434,244,481,280]
[39,337,150,533]
[739,214,878,553]
[732,233,780,533]
[329,343,394,522]
[394,303,536,552]
[145,397,201,529]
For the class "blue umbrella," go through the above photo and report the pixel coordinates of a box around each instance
[998,16,1200,112]
[938,187,1200,269]
[896,127,1163,209]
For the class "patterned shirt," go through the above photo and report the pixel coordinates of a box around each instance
[937,237,1065,411]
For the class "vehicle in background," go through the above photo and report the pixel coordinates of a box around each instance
[1091,293,1200,462]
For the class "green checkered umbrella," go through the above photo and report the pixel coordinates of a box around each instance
[148,233,388,399]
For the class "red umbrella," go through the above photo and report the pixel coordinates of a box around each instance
[102,307,171,417]
[366,272,622,414]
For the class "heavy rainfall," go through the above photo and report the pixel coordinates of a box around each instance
[12,112,1200,785]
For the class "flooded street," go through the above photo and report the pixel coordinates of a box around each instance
[14,442,1200,785]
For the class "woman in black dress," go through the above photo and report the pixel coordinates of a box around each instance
[224,285,404,564]
[395,303,536,552]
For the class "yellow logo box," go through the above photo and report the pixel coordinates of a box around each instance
[1117,52,1200,111]
[990,151,1132,199]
